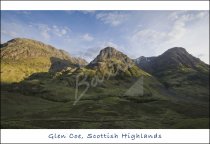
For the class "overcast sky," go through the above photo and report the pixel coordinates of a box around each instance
[1,11,209,64]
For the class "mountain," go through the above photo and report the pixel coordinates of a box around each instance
[89,47,133,66]
[134,56,156,73]
[8,45,166,102]
[135,47,209,102]
[1,40,209,129]
[135,47,208,74]
[48,47,169,103]
[0,38,87,82]
[85,47,149,78]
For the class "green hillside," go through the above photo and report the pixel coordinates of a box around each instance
[1,38,87,83]
[1,39,209,129]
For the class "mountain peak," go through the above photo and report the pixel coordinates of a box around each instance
[8,37,33,42]
[89,47,133,67]
[86,46,148,78]
[166,47,186,51]
[1,38,70,60]
[159,47,201,68]
[102,46,117,51]
[135,47,208,74]
[2,38,46,48]
[98,47,120,59]
[162,47,187,56]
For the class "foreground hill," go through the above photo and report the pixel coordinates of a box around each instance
[1,38,87,83]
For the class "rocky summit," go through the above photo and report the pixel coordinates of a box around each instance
[89,47,134,66]
[85,47,149,78]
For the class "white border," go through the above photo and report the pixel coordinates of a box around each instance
[1,1,209,144]
[1,129,210,143]
[1,1,209,10]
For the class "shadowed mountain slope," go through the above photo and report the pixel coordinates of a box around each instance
[135,47,208,74]
[135,47,209,103]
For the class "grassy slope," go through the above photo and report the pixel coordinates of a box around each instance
[1,70,209,128]
[155,65,209,104]
[1,45,209,129]
[1,91,208,129]
[1,58,51,83]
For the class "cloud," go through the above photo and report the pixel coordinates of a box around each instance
[82,33,94,41]
[96,11,127,26]
[1,11,208,64]
[1,29,19,38]
[37,24,51,40]
[127,11,209,64]
[167,11,208,44]
[1,20,71,42]
[77,46,101,62]
[168,11,208,22]
[52,25,71,37]
[16,11,31,15]
[132,29,166,46]
[36,24,71,40]
[75,41,121,62]
[65,10,96,16]
[81,10,96,14]
[1,22,28,42]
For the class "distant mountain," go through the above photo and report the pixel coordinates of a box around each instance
[135,47,209,102]
[0,38,87,82]
[134,56,156,73]
[85,47,149,78]
[135,47,208,74]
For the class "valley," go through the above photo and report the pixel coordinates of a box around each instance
[1,38,209,129]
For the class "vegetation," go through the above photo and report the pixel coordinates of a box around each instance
[1,38,209,129]
[0,38,87,83]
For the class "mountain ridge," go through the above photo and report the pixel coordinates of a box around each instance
[0,38,87,82]
[135,47,208,74]
[1,38,87,65]
[1,38,209,129]
[134,47,209,103]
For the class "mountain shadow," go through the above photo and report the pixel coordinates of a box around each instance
[49,57,78,73]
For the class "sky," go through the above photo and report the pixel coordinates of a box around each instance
[1,11,209,64]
